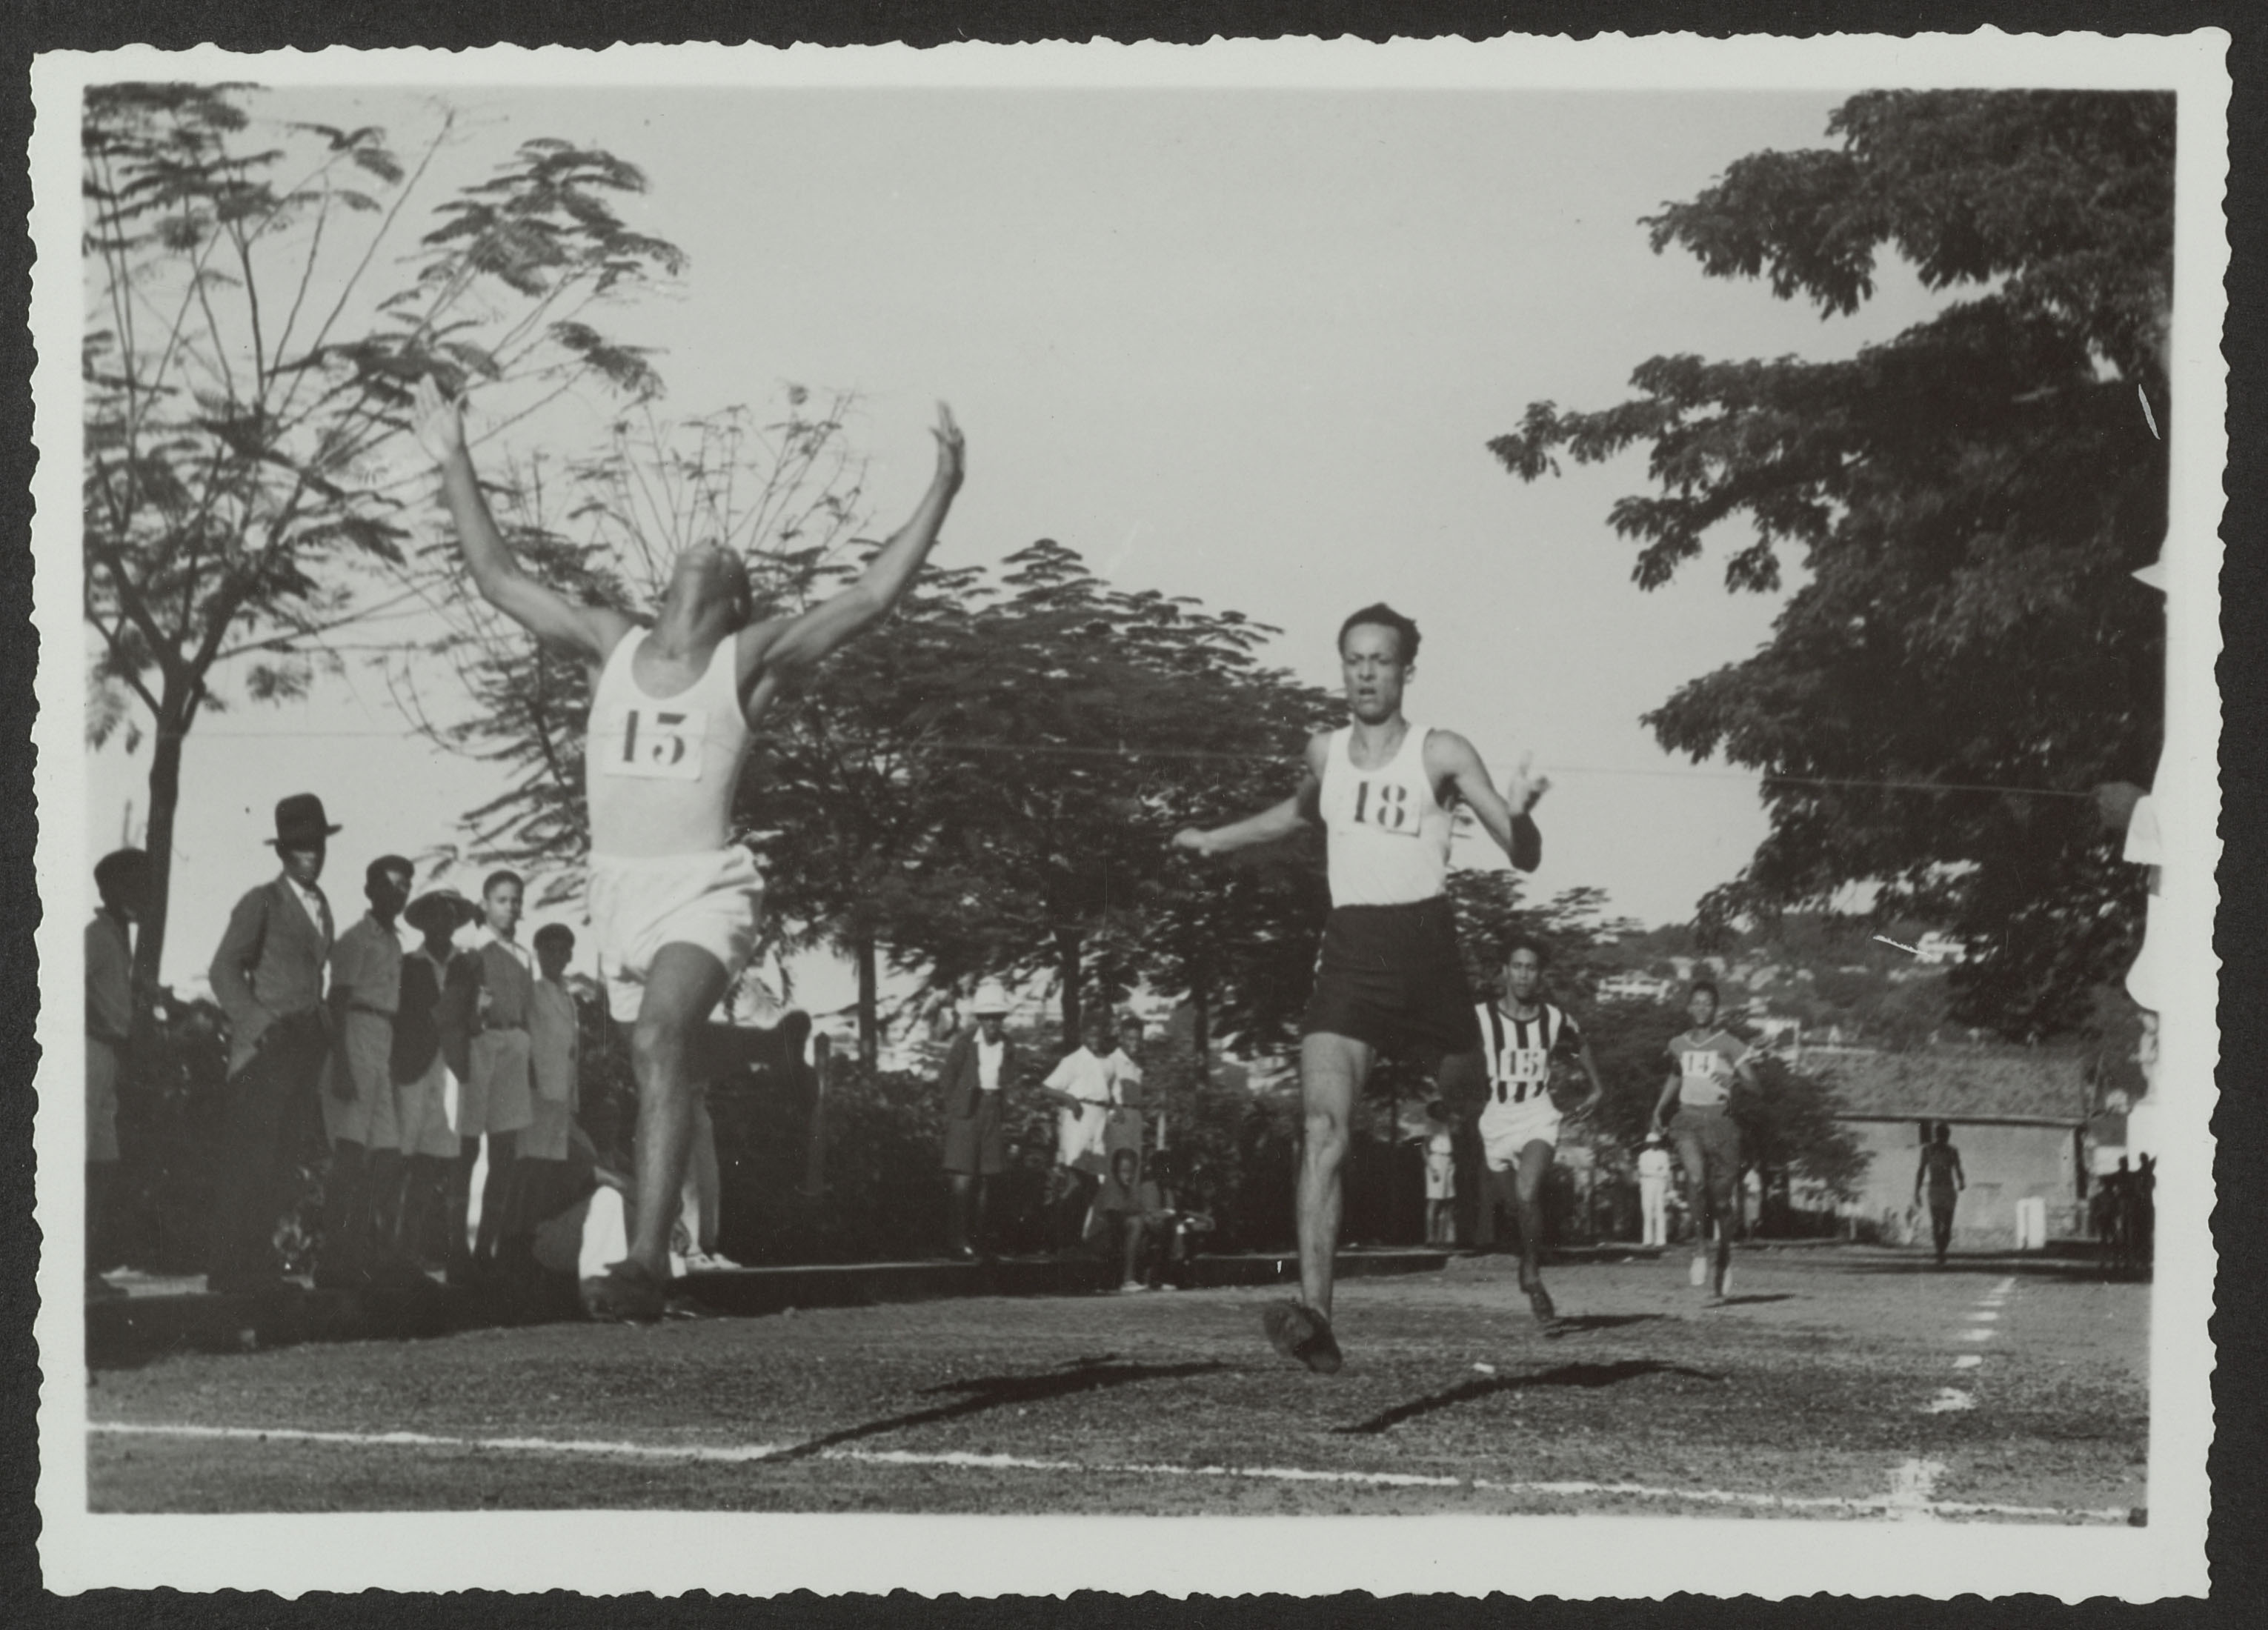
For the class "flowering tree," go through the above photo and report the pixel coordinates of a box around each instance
[83,81,682,988]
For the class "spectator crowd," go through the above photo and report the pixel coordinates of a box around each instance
[81,792,812,1310]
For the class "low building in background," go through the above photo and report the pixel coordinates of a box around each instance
[1817,1048,2098,1246]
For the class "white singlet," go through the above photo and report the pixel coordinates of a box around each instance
[1317,722,1452,907]
[585,630,753,858]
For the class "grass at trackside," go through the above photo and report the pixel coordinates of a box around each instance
[87,1248,2147,1519]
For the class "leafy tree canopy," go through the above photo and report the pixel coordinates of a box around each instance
[1489,90,2172,1042]
[82,82,681,986]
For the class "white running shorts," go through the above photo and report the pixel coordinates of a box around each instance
[1479,1096,1562,1171]
[587,847,765,1022]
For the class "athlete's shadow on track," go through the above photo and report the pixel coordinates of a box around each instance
[755,1354,1226,1464]
[1337,1358,1721,1437]
[1542,1313,1666,1337]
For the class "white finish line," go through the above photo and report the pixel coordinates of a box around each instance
[88,1420,2132,1523]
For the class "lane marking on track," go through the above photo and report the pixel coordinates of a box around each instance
[86,1420,2132,1523]
[1955,1328,1995,1342]
[1952,1354,1982,1370]
[1887,1457,1946,1519]
[1968,1310,2001,1322]
[1921,1389,1975,1414]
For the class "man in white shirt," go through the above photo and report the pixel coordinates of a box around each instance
[1040,1009,1119,1252]
[1104,1014,1148,1161]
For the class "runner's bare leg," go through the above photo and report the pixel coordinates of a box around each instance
[1512,1140,1554,1287]
[1296,1031,1371,1320]
[623,942,732,1280]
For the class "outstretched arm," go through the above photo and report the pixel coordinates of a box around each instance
[1172,735,1328,859]
[1429,734,1547,872]
[740,405,966,695]
[413,378,633,665]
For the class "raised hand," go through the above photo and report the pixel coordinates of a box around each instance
[932,402,966,490]
[411,375,468,468]
[1506,751,1552,816]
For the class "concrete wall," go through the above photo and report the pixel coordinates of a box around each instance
[1840,1118,2085,1245]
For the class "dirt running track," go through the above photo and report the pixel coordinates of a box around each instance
[87,1248,2148,1520]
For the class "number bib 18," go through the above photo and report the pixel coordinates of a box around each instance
[1350,777,1420,837]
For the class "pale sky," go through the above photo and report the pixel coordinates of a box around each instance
[86,85,1954,1010]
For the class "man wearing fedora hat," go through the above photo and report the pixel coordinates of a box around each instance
[416,379,965,1320]
[938,982,1020,1260]
[205,793,342,1294]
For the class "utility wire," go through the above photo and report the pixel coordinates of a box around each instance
[124,725,2099,801]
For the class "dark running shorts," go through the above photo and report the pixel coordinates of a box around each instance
[1301,897,1481,1060]
[1670,1104,1743,1180]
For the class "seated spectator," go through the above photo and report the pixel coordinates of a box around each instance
[1088,1147,1168,1293]
[1138,1146,1213,1288]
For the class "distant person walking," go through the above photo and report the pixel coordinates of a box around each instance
[1915,1121,1966,1266]
[206,794,339,1294]
[1636,1134,1672,1248]
[86,848,150,1300]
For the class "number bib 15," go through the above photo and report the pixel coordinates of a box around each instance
[1494,1047,1549,1101]
[600,705,707,781]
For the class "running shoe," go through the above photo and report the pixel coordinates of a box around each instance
[1117,1280,1149,1294]
[1689,1253,1709,1288]
[1262,1300,1343,1374]
[579,1258,668,1323]
[1715,1259,1734,1300]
